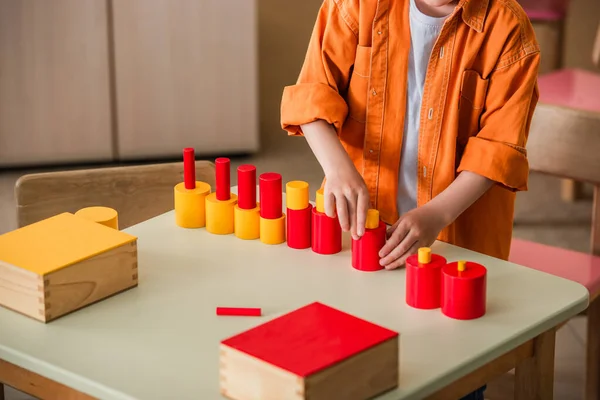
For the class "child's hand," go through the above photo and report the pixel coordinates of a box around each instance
[378,204,446,270]
[324,164,370,240]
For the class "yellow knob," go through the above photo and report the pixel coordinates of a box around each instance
[458,260,466,272]
[365,209,380,229]
[417,247,431,264]
[316,188,325,213]
[286,181,309,210]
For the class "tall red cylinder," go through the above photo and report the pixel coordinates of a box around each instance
[351,220,386,271]
[287,205,312,249]
[405,252,447,309]
[259,173,282,219]
[311,208,342,255]
[441,261,487,320]
[183,148,195,189]
[237,165,256,210]
[216,158,231,201]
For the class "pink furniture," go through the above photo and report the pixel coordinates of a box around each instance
[537,69,600,113]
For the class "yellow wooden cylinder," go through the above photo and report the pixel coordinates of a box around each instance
[259,214,286,245]
[205,192,237,235]
[174,182,211,228]
[286,181,309,210]
[234,205,260,240]
[365,209,380,229]
[418,247,432,264]
[74,206,119,230]
[315,188,325,213]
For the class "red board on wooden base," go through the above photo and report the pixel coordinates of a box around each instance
[219,302,399,400]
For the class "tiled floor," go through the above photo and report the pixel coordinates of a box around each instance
[0,135,592,399]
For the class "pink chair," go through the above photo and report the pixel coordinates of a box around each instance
[509,26,600,398]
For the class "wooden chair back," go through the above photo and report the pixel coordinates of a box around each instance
[526,104,600,255]
[15,161,215,230]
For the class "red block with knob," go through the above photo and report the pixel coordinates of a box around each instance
[311,189,342,255]
[234,165,260,240]
[205,157,238,235]
[286,181,312,250]
[351,209,386,271]
[259,173,285,245]
[405,248,447,309]
[441,261,487,320]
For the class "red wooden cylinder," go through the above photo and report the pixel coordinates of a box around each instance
[351,221,386,271]
[287,205,312,249]
[441,262,487,320]
[259,172,282,219]
[183,147,195,189]
[215,157,231,201]
[311,208,342,255]
[237,164,256,210]
[405,253,447,309]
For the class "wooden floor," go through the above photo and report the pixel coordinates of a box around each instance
[0,136,593,399]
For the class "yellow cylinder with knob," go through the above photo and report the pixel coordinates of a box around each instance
[234,204,260,240]
[75,206,119,230]
[286,181,310,210]
[259,214,286,244]
[418,247,432,264]
[205,192,238,235]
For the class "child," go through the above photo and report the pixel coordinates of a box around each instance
[280,0,539,272]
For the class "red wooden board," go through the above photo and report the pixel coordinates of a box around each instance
[221,302,398,377]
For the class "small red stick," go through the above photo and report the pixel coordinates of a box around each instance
[216,307,262,317]
[237,165,257,210]
[215,158,231,201]
[183,148,195,189]
[259,172,282,219]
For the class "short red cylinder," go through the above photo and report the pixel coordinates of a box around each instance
[287,205,312,249]
[351,221,386,271]
[183,148,195,189]
[311,208,342,255]
[216,157,231,201]
[441,262,487,320]
[259,172,282,219]
[237,165,256,210]
[405,253,447,309]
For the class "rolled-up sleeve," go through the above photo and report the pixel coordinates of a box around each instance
[458,51,540,192]
[280,0,358,136]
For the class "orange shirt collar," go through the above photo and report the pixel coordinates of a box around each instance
[458,0,490,32]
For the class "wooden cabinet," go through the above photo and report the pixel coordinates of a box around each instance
[111,0,259,159]
[0,0,259,167]
[0,0,114,167]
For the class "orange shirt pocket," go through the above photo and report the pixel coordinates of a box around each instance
[346,45,372,123]
[458,70,489,140]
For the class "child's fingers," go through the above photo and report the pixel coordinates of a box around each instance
[380,230,417,267]
[356,191,369,237]
[335,192,350,231]
[345,192,358,239]
[384,241,420,270]
[379,221,409,259]
[324,190,336,218]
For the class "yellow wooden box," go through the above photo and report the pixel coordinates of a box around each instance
[0,212,138,322]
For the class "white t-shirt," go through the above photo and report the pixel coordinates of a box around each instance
[397,0,449,215]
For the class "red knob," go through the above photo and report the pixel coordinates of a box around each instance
[237,165,257,210]
[259,172,282,219]
[183,148,195,189]
[216,158,231,201]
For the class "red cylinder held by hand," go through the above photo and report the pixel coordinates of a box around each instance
[441,262,487,320]
[215,158,231,201]
[405,253,447,309]
[287,205,312,249]
[311,208,342,254]
[237,165,256,210]
[183,148,195,189]
[259,173,282,219]
[351,221,386,271]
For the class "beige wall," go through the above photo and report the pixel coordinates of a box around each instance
[258,0,600,145]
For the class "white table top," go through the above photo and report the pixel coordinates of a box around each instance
[0,188,589,400]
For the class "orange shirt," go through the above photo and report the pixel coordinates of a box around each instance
[280,0,540,261]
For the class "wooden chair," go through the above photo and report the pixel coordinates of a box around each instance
[509,84,600,397]
[14,161,215,229]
